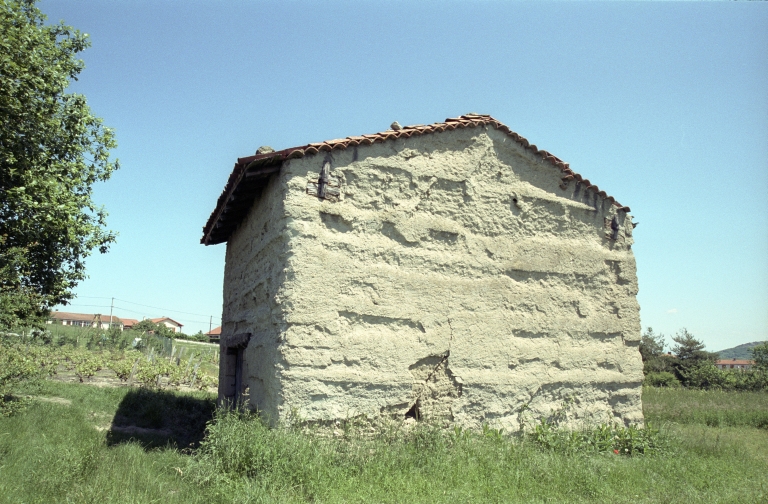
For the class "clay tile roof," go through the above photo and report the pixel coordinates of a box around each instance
[716,359,754,366]
[201,114,627,245]
[150,317,183,327]
[50,311,123,324]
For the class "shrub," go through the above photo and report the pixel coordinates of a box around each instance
[0,344,42,416]
[681,362,768,392]
[751,341,768,372]
[107,353,140,381]
[526,418,665,456]
[644,371,680,388]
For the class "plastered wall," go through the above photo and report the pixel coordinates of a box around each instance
[221,175,289,421]
[225,125,644,431]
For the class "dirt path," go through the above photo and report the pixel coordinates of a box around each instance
[28,396,72,406]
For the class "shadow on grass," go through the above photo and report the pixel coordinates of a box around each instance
[106,388,216,451]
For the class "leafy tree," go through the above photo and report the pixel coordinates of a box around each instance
[643,371,679,388]
[670,328,717,385]
[671,328,715,362]
[130,319,176,339]
[639,327,666,362]
[750,341,768,372]
[639,327,675,375]
[0,1,118,328]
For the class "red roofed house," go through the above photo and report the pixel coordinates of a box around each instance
[202,114,643,431]
[150,317,183,333]
[206,326,222,343]
[715,359,753,370]
[49,311,123,330]
[121,318,140,330]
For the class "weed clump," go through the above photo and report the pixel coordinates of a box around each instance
[525,419,666,455]
[185,404,666,503]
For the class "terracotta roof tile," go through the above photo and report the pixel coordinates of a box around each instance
[150,317,183,327]
[716,359,754,366]
[50,311,123,324]
[201,114,627,245]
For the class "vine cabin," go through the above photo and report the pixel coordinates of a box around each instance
[202,114,644,431]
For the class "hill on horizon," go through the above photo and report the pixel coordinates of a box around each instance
[716,341,766,360]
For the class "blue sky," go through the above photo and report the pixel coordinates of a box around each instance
[39,1,767,351]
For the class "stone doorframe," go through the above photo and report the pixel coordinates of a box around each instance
[220,332,252,408]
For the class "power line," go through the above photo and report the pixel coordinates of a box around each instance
[60,303,221,325]
[112,305,221,325]
[56,303,113,310]
[114,298,220,320]
[59,295,223,327]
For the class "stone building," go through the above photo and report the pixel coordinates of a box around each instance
[201,114,644,431]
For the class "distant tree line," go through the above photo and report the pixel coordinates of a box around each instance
[639,327,768,391]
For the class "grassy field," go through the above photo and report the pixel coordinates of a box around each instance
[0,377,766,502]
[643,386,768,429]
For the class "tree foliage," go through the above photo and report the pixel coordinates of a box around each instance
[0,0,117,327]
[639,327,676,377]
[751,342,768,372]
[669,328,718,386]
[639,327,666,362]
[671,329,710,361]
[130,319,176,339]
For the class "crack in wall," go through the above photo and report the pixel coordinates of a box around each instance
[423,353,449,383]
[407,351,462,422]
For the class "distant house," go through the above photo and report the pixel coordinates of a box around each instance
[715,359,753,370]
[121,318,140,330]
[150,317,183,333]
[206,326,221,343]
[48,311,123,330]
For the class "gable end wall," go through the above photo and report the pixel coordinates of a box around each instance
[228,125,644,430]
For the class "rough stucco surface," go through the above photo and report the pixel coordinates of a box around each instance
[221,125,644,431]
[221,174,289,421]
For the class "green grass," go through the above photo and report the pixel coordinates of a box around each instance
[643,386,768,428]
[0,380,213,504]
[0,382,766,503]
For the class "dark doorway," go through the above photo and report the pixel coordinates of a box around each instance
[221,332,251,408]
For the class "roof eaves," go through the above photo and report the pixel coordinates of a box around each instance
[201,114,627,245]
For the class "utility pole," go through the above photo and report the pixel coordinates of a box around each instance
[109,297,114,329]
[209,315,212,334]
